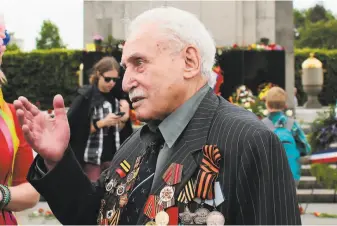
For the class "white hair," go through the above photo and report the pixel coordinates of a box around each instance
[126,7,216,80]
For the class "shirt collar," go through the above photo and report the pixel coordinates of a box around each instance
[158,84,210,148]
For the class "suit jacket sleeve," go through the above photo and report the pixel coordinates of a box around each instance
[235,129,301,225]
[27,148,104,225]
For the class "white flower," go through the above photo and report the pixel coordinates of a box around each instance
[286,110,293,117]
[244,102,251,108]
[263,109,269,116]
[247,108,253,112]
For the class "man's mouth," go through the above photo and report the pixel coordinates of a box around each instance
[131,97,145,103]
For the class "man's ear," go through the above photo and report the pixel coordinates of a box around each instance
[183,45,200,79]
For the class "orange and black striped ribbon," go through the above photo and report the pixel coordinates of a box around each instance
[195,145,221,200]
[177,179,195,203]
[144,195,163,219]
[109,209,120,226]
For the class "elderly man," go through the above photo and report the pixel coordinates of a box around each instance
[14,7,301,225]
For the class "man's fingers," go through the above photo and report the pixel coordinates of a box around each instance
[22,125,36,150]
[18,96,40,116]
[53,94,67,120]
[16,109,26,127]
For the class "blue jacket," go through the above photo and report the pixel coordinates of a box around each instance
[267,112,311,181]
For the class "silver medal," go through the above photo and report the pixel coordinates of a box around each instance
[105,179,117,192]
[179,206,196,225]
[206,211,225,226]
[193,207,210,225]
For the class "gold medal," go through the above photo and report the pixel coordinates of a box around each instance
[145,220,156,226]
[206,211,225,226]
[155,211,169,226]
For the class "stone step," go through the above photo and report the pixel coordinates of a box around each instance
[298,176,324,189]
[301,164,337,177]
[297,189,337,203]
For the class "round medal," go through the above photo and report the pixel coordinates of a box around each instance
[105,179,117,192]
[155,211,169,226]
[193,207,210,225]
[159,186,175,202]
[145,220,156,226]
[106,210,114,220]
[116,184,126,196]
[206,211,225,226]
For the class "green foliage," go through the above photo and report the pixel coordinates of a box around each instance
[294,3,337,49]
[311,164,337,190]
[6,43,20,51]
[296,20,337,49]
[36,20,66,50]
[307,105,336,152]
[294,48,337,106]
[1,49,81,110]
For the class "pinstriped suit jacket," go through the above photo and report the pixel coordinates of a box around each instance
[27,89,301,225]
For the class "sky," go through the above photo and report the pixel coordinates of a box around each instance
[0,0,336,51]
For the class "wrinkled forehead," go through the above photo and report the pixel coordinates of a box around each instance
[121,25,171,65]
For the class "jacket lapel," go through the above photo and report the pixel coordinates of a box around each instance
[148,89,220,204]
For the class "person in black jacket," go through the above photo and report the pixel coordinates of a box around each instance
[67,56,132,181]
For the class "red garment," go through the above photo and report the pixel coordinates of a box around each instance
[0,104,33,225]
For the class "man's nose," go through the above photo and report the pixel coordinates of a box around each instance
[122,69,138,92]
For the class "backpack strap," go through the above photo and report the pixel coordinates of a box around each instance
[262,118,275,131]
[285,118,295,131]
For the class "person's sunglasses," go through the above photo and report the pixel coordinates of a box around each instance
[102,75,120,83]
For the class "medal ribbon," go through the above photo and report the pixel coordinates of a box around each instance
[144,195,163,219]
[177,179,195,203]
[110,208,120,226]
[195,145,221,200]
[162,163,183,185]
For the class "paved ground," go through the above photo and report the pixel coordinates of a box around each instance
[12,202,337,225]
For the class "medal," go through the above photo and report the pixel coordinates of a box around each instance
[105,179,118,192]
[159,186,175,202]
[116,184,126,196]
[206,211,225,226]
[159,163,183,208]
[144,195,164,222]
[194,207,210,225]
[145,221,156,226]
[179,206,196,225]
[155,211,170,226]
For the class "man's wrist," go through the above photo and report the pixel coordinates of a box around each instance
[44,159,59,171]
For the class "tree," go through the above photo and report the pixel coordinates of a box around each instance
[294,3,337,49]
[293,9,306,28]
[6,43,20,51]
[5,32,21,51]
[36,20,66,49]
[305,3,335,24]
[296,20,337,49]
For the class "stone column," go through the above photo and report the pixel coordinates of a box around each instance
[275,0,295,109]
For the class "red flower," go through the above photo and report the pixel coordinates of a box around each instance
[38,208,44,213]
[314,212,321,217]
[232,44,238,48]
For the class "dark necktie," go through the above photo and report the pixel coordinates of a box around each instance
[119,130,164,225]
